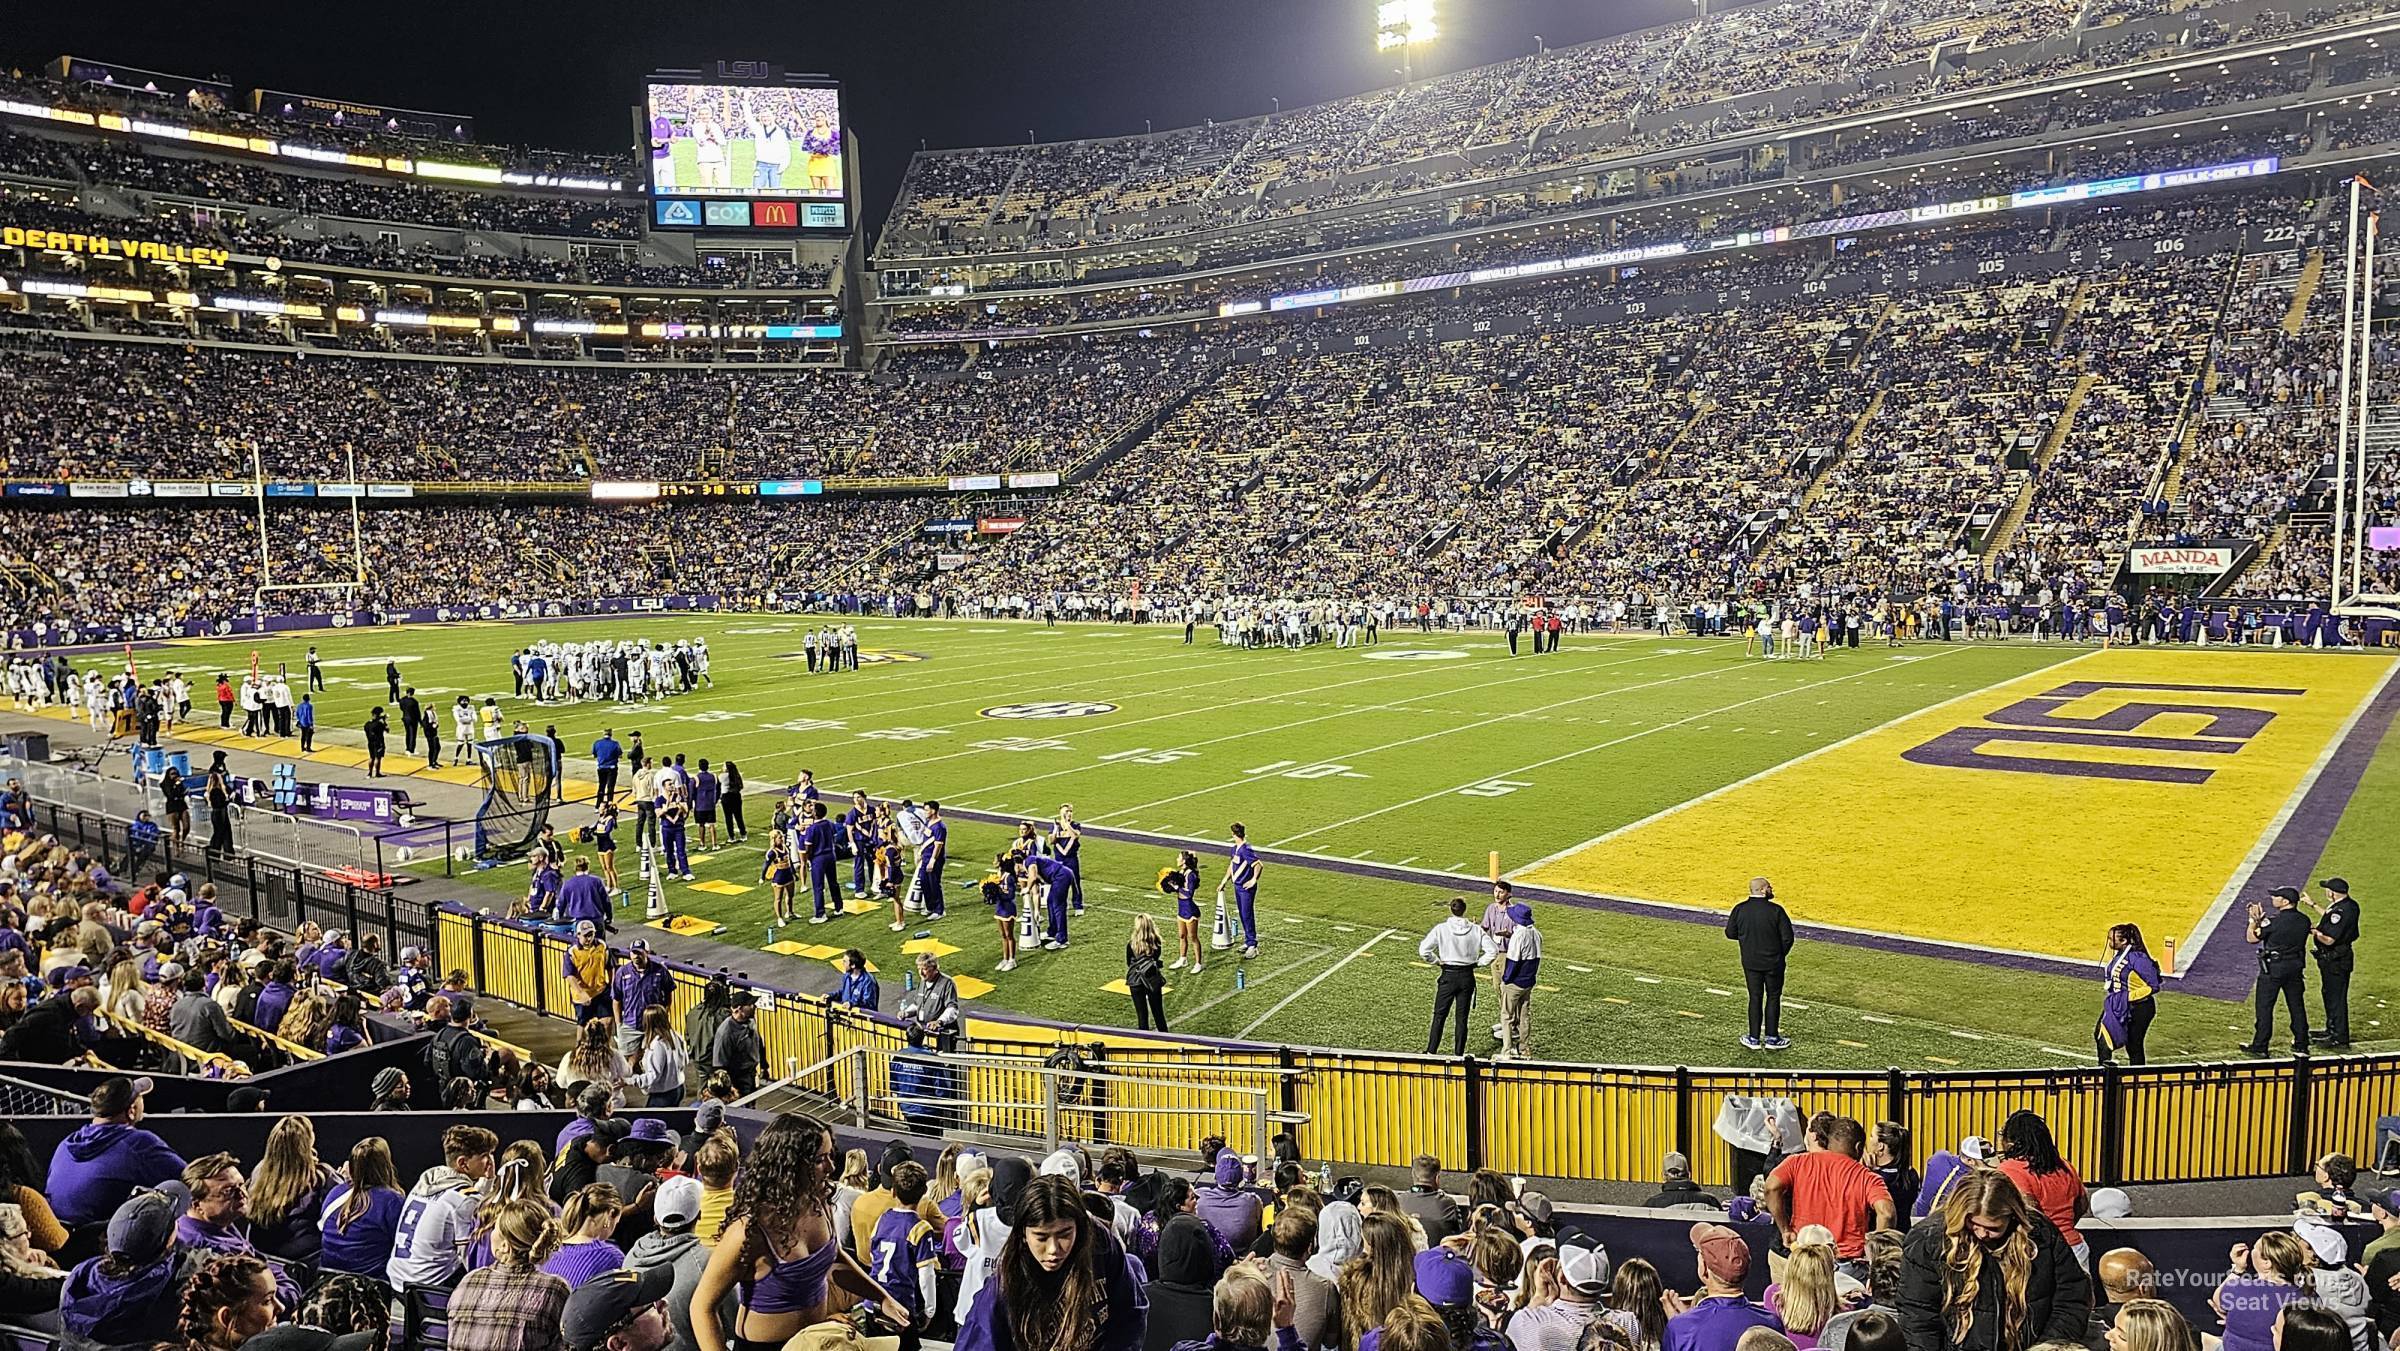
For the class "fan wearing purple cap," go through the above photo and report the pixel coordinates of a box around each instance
[1381,1244,1507,1350]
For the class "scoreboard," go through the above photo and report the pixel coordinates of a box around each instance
[643,64,852,235]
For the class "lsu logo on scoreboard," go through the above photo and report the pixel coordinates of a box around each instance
[1900,679,2304,784]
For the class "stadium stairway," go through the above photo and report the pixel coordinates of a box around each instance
[1981,370,2100,567]
[1792,388,1886,516]
[2282,247,2326,335]
[2206,519,2285,598]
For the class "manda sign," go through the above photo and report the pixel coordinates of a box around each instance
[2129,546,2232,575]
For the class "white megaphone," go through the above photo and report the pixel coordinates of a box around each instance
[1210,894,1233,951]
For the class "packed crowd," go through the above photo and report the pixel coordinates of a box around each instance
[2,893,2392,1351]
[0,339,1188,482]
[873,0,2376,262]
[0,498,939,636]
[0,67,630,179]
[63,140,642,240]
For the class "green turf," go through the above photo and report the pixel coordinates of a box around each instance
[170,615,2400,1070]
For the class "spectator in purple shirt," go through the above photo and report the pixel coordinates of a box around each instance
[173,1153,300,1306]
[48,1076,188,1229]
[250,960,297,1040]
[955,1174,1144,1351]
[559,858,613,934]
[611,940,673,1039]
[1666,1223,1782,1351]
[312,931,351,981]
[542,1183,628,1287]
[692,761,721,849]
[1195,1150,1265,1253]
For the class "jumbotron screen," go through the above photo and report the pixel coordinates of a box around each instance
[644,79,848,232]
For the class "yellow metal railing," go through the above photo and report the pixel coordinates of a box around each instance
[436,905,2400,1186]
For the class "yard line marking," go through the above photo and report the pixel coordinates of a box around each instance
[2040,1047,2084,1059]
[848,644,1676,789]
[1861,1014,1897,1025]
[1236,928,1396,1037]
[1180,948,1336,1022]
[1353,850,1374,859]
[1675,1009,1705,1019]
[1566,964,1593,974]
[1634,976,1662,985]
[1703,987,1735,997]
[1331,924,1356,933]
[1924,1055,1961,1065]
[1127,654,1762,833]
[1602,996,1631,1005]
[1287,649,1987,849]
[1950,1030,1987,1041]
[1784,1000,1811,1010]
[664,632,1394,760]
[1395,856,1419,866]
[937,649,1686,810]
[1837,1039,1870,1049]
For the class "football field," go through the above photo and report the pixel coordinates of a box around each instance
[157,615,2400,1070]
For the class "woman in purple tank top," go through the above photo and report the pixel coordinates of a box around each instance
[692,1113,908,1351]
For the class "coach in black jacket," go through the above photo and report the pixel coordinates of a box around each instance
[1726,876,1796,1051]
[1898,1172,2090,1351]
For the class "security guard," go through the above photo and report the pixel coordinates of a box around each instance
[2242,885,2312,1055]
[2306,877,2360,1048]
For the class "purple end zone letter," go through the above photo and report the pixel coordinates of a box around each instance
[1900,726,2244,784]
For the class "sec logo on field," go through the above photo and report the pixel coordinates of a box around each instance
[982,701,1119,719]
[1362,649,1468,661]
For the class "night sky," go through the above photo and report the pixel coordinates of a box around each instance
[3,0,1692,234]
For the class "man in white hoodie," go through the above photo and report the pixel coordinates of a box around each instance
[387,1124,497,1291]
[1419,896,1497,1058]
[2296,1214,2373,1351]
[626,1175,733,1351]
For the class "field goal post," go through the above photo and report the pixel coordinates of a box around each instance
[2330,175,2400,621]
[248,443,368,626]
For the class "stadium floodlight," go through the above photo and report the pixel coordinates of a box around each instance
[1376,0,1438,78]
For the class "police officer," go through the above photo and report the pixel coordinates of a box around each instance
[2305,877,2360,1048]
[2241,885,2312,1055]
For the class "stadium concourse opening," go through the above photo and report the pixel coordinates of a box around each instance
[9,3,2400,1346]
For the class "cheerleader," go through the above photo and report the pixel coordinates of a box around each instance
[876,824,906,912]
[593,801,620,893]
[762,834,798,926]
[986,851,1021,973]
[1051,804,1085,917]
[1160,850,1204,974]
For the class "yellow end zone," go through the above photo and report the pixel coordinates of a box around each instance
[1517,649,2398,961]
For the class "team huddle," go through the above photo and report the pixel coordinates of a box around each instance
[507,636,714,704]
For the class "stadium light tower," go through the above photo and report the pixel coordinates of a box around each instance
[1376,0,1438,82]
